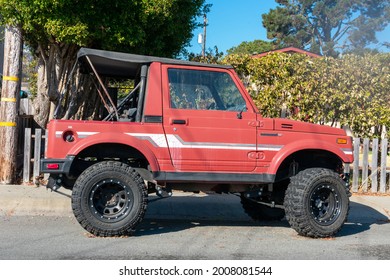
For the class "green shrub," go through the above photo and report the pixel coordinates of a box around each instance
[222,52,390,138]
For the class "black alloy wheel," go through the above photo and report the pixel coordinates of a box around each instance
[72,161,147,237]
[284,168,350,238]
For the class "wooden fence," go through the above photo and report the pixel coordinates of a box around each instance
[22,128,46,183]
[21,129,390,193]
[16,115,34,170]
[351,137,389,193]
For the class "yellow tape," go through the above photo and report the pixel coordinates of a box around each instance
[2,76,19,82]
[0,97,17,102]
[0,122,17,127]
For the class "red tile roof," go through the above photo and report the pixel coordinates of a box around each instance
[252,47,321,58]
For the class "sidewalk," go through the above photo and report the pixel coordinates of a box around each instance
[0,184,72,217]
[0,184,389,221]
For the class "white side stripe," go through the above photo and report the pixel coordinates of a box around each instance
[127,133,283,151]
[54,131,352,155]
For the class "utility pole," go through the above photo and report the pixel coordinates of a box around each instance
[202,13,207,58]
[0,25,23,184]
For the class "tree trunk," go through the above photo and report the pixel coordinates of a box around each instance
[32,43,79,127]
[0,26,23,184]
[32,55,50,128]
[32,43,100,127]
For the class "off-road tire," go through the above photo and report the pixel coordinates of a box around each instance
[71,161,147,237]
[284,168,350,238]
[240,196,285,221]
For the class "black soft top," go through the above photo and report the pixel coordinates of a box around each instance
[77,48,232,78]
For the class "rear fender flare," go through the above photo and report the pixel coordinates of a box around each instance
[67,132,160,171]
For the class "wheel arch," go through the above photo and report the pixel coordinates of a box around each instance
[67,140,159,178]
[272,148,344,182]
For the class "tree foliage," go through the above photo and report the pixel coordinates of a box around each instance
[262,0,390,57]
[0,0,205,56]
[226,39,275,55]
[222,52,390,138]
[187,46,224,64]
[0,0,206,126]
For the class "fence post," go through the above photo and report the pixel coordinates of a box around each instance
[362,138,369,192]
[380,138,388,193]
[371,138,379,193]
[33,129,42,180]
[23,128,32,183]
[352,138,360,192]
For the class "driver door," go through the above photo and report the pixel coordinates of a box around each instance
[162,65,257,172]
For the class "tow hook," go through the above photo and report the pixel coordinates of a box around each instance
[343,172,352,197]
[156,186,172,198]
[343,173,350,187]
[241,189,284,209]
[46,176,62,192]
[243,188,263,199]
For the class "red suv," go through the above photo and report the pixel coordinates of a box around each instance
[41,48,353,238]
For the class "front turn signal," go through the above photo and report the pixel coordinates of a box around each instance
[337,138,348,144]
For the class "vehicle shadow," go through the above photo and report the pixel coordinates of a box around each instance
[136,193,289,236]
[135,194,389,238]
[338,201,390,237]
[136,219,288,237]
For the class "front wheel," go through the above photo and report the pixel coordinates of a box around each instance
[284,168,350,238]
[71,161,147,237]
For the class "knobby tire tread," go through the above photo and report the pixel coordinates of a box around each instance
[71,161,147,237]
[284,168,350,238]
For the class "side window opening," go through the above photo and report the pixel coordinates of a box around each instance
[107,77,140,121]
[102,75,141,122]
[102,64,148,122]
[168,68,247,112]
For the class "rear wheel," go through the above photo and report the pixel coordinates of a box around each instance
[284,168,350,238]
[71,161,147,237]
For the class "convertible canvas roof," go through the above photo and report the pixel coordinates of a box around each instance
[77,48,232,78]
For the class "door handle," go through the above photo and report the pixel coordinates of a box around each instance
[172,119,187,125]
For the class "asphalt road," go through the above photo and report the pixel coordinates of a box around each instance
[0,193,389,260]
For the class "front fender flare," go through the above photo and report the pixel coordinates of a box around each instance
[267,140,351,175]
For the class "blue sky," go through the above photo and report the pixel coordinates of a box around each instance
[186,0,390,55]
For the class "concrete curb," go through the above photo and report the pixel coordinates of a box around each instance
[0,184,72,217]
